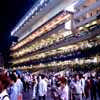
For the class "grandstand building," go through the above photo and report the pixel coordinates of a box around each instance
[10,0,100,72]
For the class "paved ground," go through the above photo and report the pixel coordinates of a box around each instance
[23,89,100,100]
[23,89,33,100]
[23,89,53,100]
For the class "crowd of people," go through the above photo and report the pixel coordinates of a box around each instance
[0,69,23,100]
[30,71,100,100]
[0,69,100,100]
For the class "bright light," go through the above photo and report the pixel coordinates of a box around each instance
[65,0,80,12]
[79,27,83,30]
[62,31,72,37]
[85,24,90,28]
[65,20,71,30]
[91,21,97,25]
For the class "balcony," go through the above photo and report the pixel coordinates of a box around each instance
[73,13,100,29]
[74,1,100,19]
[73,1,100,29]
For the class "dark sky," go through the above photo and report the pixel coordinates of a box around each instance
[0,0,37,52]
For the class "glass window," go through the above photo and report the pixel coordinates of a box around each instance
[97,8,100,14]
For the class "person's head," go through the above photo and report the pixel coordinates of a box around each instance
[80,73,83,79]
[9,73,17,84]
[74,74,80,81]
[59,77,68,88]
[0,73,10,93]
[41,74,45,79]
[37,75,41,82]
[18,74,21,79]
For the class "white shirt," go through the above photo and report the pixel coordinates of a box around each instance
[81,78,85,93]
[16,79,23,94]
[39,79,47,96]
[0,90,9,100]
[70,80,83,94]
[32,84,37,99]
[60,85,69,100]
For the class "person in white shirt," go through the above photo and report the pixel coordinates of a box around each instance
[38,74,47,100]
[32,78,37,100]
[59,77,69,100]
[0,73,10,100]
[70,74,83,100]
[16,74,23,100]
[80,75,85,97]
[0,90,9,100]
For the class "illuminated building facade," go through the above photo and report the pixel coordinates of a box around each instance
[10,0,100,72]
[73,0,100,32]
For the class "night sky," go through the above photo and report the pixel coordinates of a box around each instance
[0,0,37,66]
[0,0,37,52]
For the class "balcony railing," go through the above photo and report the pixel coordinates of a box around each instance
[74,1,100,19]
[73,1,100,29]
[73,13,100,29]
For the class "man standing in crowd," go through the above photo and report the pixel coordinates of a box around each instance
[90,76,97,100]
[32,75,37,100]
[38,74,47,100]
[70,74,83,100]
[97,76,100,99]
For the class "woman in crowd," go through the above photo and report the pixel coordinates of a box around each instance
[59,77,69,100]
[0,73,10,100]
[9,73,18,100]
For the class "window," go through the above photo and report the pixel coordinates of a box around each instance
[97,8,100,14]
